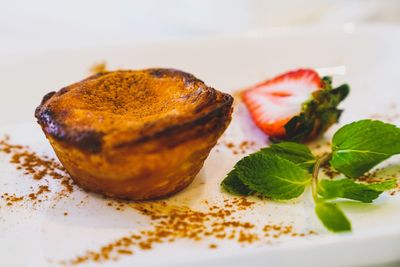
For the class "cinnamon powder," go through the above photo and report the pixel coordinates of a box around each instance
[1,135,318,266]
[0,135,74,206]
[62,198,317,265]
[220,140,257,155]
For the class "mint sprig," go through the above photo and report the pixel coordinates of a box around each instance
[235,153,311,200]
[221,169,252,196]
[221,119,399,233]
[222,142,315,197]
[315,202,351,232]
[260,142,315,170]
[318,178,397,203]
[331,120,400,177]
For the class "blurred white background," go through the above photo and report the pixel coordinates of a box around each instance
[1,0,400,56]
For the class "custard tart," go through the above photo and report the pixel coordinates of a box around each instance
[35,69,233,200]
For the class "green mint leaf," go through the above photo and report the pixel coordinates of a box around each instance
[331,120,400,177]
[222,142,314,196]
[235,153,311,200]
[366,179,398,191]
[221,169,252,195]
[318,178,397,203]
[260,142,315,170]
[282,79,349,142]
[315,202,351,232]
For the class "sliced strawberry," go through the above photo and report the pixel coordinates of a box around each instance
[242,69,349,142]
[242,69,321,137]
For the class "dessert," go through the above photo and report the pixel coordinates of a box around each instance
[35,69,233,200]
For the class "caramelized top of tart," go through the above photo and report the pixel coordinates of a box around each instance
[35,69,233,152]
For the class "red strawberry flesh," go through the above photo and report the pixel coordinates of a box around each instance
[242,69,322,138]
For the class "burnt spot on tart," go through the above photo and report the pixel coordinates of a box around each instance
[35,69,233,154]
[34,68,233,200]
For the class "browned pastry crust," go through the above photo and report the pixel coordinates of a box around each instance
[35,69,233,200]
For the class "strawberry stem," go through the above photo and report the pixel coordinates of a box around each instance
[312,153,332,201]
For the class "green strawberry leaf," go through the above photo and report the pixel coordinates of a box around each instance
[315,201,351,232]
[318,178,397,203]
[260,142,315,170]
[235,153,311,200]
[331,120,400,178]
[221,169,252,196]
[282,77,349,143]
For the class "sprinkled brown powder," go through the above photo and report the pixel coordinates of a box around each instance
[390,184,400,196]
[25,185,51,202]
[1,135,320,266]
[369,103,400,123]
[0,136,74,206]
[226,143,234,149]
[117,249,133,255]
[357,168,385,183]
[309,140,331,157]
[357,168,400,195]
[62,198,317,265]
[1,193,24,206]
[321,165,341,179]
[209,244,217,249]
[89,61,107,74]
[220,140,257,155]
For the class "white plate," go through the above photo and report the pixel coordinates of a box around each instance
[1,25,400,267]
